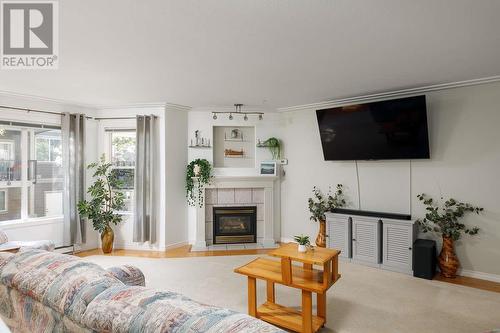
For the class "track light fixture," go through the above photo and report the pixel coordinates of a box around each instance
[211,104,264,121]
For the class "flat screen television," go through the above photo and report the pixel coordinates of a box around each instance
[316,95,430,161]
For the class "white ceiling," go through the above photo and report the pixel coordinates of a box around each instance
[1,0,500,109]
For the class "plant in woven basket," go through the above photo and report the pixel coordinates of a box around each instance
[186,159,212,207]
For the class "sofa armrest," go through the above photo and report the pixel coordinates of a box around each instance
[0,231,8,245]
[107,265,145,286]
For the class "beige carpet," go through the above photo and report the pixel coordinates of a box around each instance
[83,255,500,333]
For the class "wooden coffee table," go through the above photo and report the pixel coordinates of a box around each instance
[235,243,341,333]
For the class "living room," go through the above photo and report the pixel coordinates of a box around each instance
[0,1,499,333]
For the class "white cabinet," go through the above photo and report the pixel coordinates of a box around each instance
[381,220,417,274]
[351,218,381,266]
[326,211,416,275]
[326,215,351,258]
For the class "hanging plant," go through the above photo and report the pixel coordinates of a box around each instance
[186,159,213,207]
[263,137,281,160]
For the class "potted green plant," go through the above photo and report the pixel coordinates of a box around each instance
[78,155,125,253]
[186,159,213,207]
[416,193,483,278]
[262,137,281,160]
[308,184,346,247]
[294,235,311,253]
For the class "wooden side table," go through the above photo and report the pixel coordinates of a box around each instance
[0,245,20,253]
[235,243,341,333]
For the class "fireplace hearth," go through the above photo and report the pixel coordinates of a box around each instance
[213,206,257,244]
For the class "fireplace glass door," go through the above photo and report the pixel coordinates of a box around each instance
[213,206,257,244]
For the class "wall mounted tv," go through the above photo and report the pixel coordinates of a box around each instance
[316,95,430,161]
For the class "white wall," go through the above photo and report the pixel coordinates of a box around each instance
[279,81,500,276]
[0,93,99,249]
[164,105,190,248]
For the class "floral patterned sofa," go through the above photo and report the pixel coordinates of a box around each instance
[0,230,55,252]
[0,249,282,333]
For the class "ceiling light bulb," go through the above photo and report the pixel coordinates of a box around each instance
[259,114,263,120]
[244,114,248,121]
[213,113,217,120]
[229,113,233,120]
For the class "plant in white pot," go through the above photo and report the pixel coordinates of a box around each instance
[294,235,311,253]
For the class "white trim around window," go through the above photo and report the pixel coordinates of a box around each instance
[0,188,7,213]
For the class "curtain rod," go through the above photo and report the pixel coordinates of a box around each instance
[0,104,93,119]
[0,105,157,121]
[94,115,158,120]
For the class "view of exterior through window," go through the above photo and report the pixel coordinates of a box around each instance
[110,131,136,212]
[0,126,64,222]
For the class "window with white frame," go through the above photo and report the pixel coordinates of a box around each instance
[0,189,7,213]
[0,126,64,223]
[35,135,62,163]
[109,130,136,213]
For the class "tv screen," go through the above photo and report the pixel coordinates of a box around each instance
[316,95,430,161]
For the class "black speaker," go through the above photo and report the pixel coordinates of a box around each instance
[413,239,436,280]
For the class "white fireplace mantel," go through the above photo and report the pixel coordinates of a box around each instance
[192,175,280,250]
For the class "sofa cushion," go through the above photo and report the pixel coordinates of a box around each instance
[0,249,123,324]
[107,265,145,286]
[82,285,283,333]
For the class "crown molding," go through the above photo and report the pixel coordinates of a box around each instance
[190,105,271,113]
[96,102,167,110]
[0,89,98,110]
[277,75,500,112]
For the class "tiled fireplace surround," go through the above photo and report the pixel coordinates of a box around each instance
[205,188,265,246]
[192,176,279,250]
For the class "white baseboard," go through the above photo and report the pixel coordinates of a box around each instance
[458,269,500,283]
[164,241,189,250]
[280,237,294,243]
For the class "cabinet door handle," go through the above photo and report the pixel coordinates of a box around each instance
[352,239,356,241]
[408,247,412,250]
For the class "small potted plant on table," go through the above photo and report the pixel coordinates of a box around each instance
[308,184,346,247]
[294,235,311,253]
[416,194,483,278]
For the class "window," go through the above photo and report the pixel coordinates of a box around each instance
[36,135,62,163]
[0,126,64,223]
[0,189,7,213]
[110,131,136,212]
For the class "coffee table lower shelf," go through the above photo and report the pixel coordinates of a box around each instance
[257,301,325,333]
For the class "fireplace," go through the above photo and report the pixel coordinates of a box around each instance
[213,206,257,244]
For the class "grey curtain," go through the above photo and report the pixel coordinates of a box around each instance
[62,113,86,245]
[134,115,157,243]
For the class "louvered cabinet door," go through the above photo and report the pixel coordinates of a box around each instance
[382,222,413,274]
[327,216,351,258]
[352,219,381,265]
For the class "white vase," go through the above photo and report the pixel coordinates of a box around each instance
[193,164,201,177]
[298,244,307,253]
